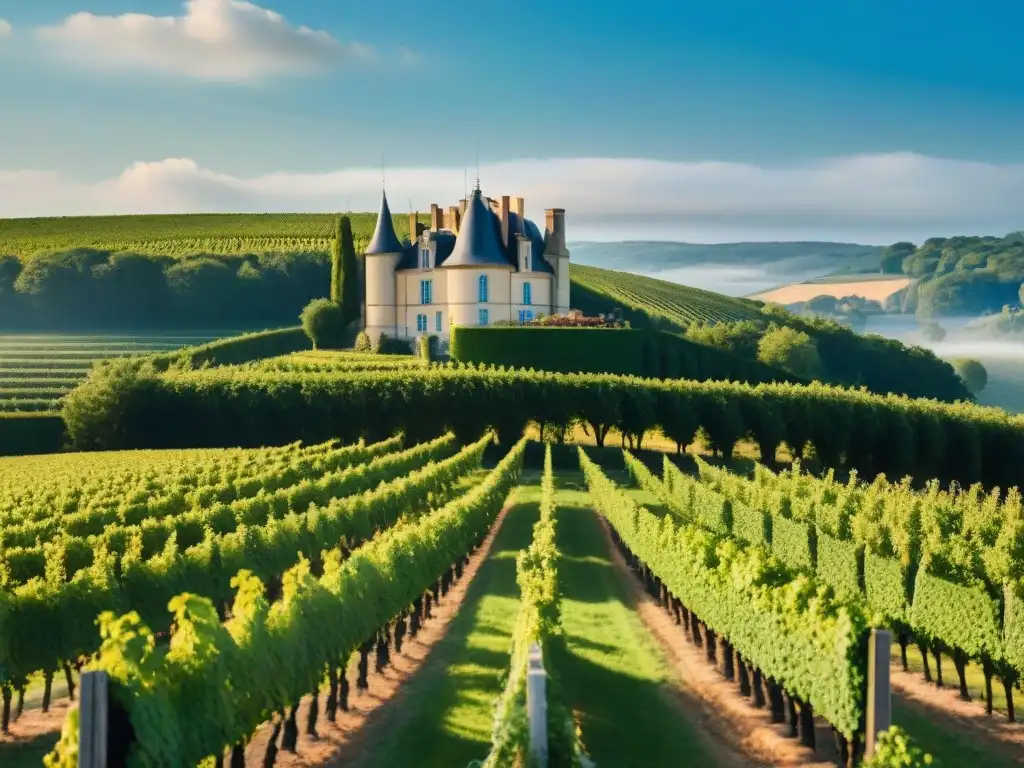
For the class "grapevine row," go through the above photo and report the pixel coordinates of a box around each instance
[484,445,583,767]
[581,448,870,753]
[691,455,1024,718]
[42,436,526,767]
[0,433,490,728]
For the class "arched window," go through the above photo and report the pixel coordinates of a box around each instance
[478,274,489,303]
[523,282,532,306]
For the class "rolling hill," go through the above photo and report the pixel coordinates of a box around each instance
[569,262,764,328]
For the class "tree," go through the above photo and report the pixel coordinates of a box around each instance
[339,216,360,326]
[881,242,916,274]
[756,325,823,380]
[300,299,347,350]
[329,217,343,303]
[952,358,988,394]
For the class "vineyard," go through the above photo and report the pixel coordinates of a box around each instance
[0,333,228,413]
[0,213,419,259]
[2,427,1008,766]
[569,262,765,326]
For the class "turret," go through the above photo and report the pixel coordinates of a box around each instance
[364,191,404,341]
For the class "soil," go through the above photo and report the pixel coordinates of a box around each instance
[239,504,512,767]
[597,513,838,768]
[889,666,1024,764]
[0,697,71,750]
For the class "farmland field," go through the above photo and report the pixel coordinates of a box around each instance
[0,212,420,258]
[0,332,231,412]
[570,262,765,326]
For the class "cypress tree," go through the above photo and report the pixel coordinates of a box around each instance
[339,215,360,326]
[329,216,343,303]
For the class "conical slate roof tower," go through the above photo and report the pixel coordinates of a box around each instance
[365,191,404,255]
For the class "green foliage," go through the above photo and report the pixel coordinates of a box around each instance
[756,325,823,380]
[300,299,348,350]
[569,263,764,329]
[67,358,1024,493]
[61,358,160,451]
[329,217,343,303]
[952,359,988,394]
[581,449,870,738]
[816,532,862,600]
[449,326,800,384]
[0,412,65,455]
[910,571,1003,660]
[43,437,527,767]
[863,726,937,767]
[486,446,581,767]
[881,243,916,275]
[354,331,372,353]
[770,514,815,572]
[373,332,413,356]
[339,216,360,327]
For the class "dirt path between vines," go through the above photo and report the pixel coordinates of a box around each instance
[241,504,513,768]
[889,666,1024,764]
[597,513,836,768]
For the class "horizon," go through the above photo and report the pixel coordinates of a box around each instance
[1,1,1023,242]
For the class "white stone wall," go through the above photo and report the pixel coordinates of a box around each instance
[364,252,402,340]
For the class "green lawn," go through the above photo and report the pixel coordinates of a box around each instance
[361,483,540,768]
[553,475,713,765]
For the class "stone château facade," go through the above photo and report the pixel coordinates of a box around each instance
[363,182,570,343]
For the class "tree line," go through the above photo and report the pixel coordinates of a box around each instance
[63,361,1024,493]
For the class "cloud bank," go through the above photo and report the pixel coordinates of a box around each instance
[0,19,12,38]
[35,0,364,81]
[2,153,1023,244]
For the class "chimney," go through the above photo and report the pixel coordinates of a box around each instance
[500,195,510,247]
[512,197,525,234]
[409,211,418,244]
[448,205,460,234]
[430,203,443,232]
[544,208,567,255]
[459,198,467,219]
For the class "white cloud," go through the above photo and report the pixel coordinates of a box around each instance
[2,153,1023,244]
[35,0,365,81]
[0,19,12,38]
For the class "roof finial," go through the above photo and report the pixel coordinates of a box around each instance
[475,144,480,192]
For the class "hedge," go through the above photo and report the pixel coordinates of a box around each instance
[450,326,803,385]
[62,364,1024,495]
[0,413,65,456]
[151,327,311,370]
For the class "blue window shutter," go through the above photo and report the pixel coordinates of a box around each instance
[435,311,442,332]
[479,275,488,302]
[523,282,531,306]
[479,309,489,326]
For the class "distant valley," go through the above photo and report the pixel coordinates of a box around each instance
[569,240,883,296]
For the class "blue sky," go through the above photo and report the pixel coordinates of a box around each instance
[1,0,1022,242]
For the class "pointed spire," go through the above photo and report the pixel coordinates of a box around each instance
[443,182,510,268]
[365,189,404,255]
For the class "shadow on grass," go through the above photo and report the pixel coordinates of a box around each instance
[0,731,60,768]
[892,699,1021,768]
[361,499,540,768]
[554,501,712,766]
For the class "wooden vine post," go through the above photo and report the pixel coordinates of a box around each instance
[79,670,109,768]
[864,629,893,759]
[526,642,549,767]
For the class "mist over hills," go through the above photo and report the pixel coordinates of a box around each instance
[569,240,884,297]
